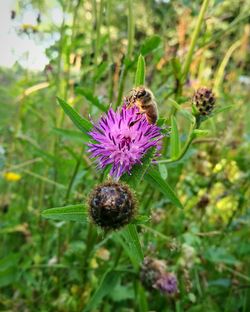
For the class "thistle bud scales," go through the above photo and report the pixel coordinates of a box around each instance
[89,182,136,230]
[193,87,216,116]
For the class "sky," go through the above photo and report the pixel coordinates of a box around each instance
[0,0,62,71]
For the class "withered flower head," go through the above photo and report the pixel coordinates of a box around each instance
[88,181,136,230]
[140,257,178,296]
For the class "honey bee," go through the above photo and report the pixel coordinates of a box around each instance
[125,86,158,125]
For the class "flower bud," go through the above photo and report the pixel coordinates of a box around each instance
[88,181,136,230]
[193,87,216,116]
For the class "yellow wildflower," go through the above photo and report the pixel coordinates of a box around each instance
[225,160,241,183]
[90,258,98,269]
[3,172,22,182]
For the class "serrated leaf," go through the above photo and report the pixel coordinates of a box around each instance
[57,97,92,133]
[134,54,146,87]
[52,127,90,143]
[145,168,183,209]
[83,270,120,312]
[41,204,88,222]
[76,87,107,112]
[170,116,180,159]
[141,35,161,56]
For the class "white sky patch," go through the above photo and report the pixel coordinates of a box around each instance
[0,0,62,71]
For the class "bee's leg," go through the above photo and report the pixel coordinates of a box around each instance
[129,112,145,127]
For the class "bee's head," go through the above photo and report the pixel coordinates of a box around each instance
[136,87,147,98]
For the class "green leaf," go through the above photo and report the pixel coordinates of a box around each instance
[141,35,161,56]
[170,116,180,159]
[93,61,109,82]
[52,127,90,143]
[171,57,182,80]
[169,99,195,123]
[115,224,143,268]
[193,129,209,138]
[204,247,239,265]
[158,163,168,180]
[83,270,120,312]
[41,204,88,222]
[134,54,146,87]
[145,168,183,209]
[211,105,233,117]
[57,97,92,133]
[0,253,19,288]
[121,147,155,188]
[76,87,107,112]
[132,215,150,225]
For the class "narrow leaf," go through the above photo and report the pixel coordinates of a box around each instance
[169,99,195,123]
[145,168,183,209]
[134,55,146,87]
[116,224,144,268]
[57,97,92,133]
[41,204,88,222]
[211,105,233,117]
[141,35,161,56]
[83,270,120,312]
[52,128,90,143]
[76,87,107,112]
[170,116,180,159]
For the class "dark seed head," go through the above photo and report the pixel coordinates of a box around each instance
[193,87,216,116]
[88,181,136,230]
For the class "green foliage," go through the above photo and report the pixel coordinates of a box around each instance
[134,54,146,87]
[41,204,88,222]
[1,0,250,311]
[57,97,92,133]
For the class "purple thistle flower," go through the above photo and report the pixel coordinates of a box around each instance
[154,273,178,295]
[88,105,162,178]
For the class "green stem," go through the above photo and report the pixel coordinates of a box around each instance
[158,119,197,164]
[115,65,128,108]
[93,0,104,92]
[107,0,114,103]
[127,0,134,60]
[182,0,210,81]
[115,0,134,108]
[64,146,84,203]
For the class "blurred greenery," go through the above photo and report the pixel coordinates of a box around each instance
[0,0,250,311]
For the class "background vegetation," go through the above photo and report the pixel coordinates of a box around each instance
[0,0,250,311]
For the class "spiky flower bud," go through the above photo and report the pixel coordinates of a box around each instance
[140,257,178,296]
[193,87,216,116]
[88,181,136,231]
